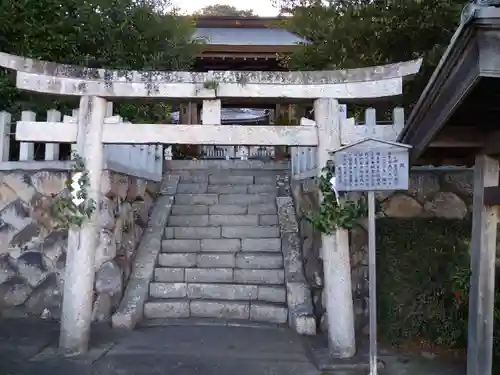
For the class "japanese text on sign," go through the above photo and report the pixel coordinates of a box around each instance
[334,149,409,191]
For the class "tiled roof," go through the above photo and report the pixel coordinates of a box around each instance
[193,27,308,46]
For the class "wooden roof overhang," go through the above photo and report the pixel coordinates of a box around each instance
[200,44,299,59]
[398,6,500,166]
[194,16,304,62]
[400,8,500,372]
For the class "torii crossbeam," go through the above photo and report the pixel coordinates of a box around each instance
[0,52,421,100]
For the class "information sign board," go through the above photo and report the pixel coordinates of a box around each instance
[333,140,410,192]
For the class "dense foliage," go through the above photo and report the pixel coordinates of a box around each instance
[0,0,201,120]
[377,219,500,368]
[275,0,468,112]
[195,4,256,16]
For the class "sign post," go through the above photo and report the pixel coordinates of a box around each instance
[367,188,377,375]
[331,137,411,375]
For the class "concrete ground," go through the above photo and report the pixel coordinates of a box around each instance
[0,319,466,375]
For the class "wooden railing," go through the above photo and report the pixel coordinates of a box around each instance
[0,108,163,181]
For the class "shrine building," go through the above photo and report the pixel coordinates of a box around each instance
[174,15,309,159]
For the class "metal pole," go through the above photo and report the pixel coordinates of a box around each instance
[368,191,377,375]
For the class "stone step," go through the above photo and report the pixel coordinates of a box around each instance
[159,252,236,268]
[170,204,277,216]
[207,184,248,194]
[247,204,278,215]
[258,215,278,226]
[221,226,280,239]
[162,239,201,252]
[178,175,277,184]
[247,184,276,194]
[179,174,209,183]
[241,238,281,252]
[167,214,278,227]
[175,183,277,195]
[175,194,219,205]
[206,184,276,194]
[153,267,285,285]
[144,299,288,323]
[196,253,236,268]
[144,300,189,318]
[178,174,258,185]
[149,282,286,303]
[167,159,288,171]
[157,252,283,269]
[254,176,276,185]
[170,227,222,239]
[170,204,278,216]
[209,204,248,215]
[154,268,234,283]
[141,317,283,329]
[235,253,283,269]
[168,215,210,227]
[162,239,243,252]
[218,193,276,205]
[173,193,276,206]
[158,252,198,267]
[209,175,255,185]
[165,226,280,240]
[168,214,261,227]
[176,183,209,194]
[234,269,285,285]
[171,205,209,215]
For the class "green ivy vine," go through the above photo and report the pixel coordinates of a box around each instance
[51,152,97,229]
[305,163,367,234]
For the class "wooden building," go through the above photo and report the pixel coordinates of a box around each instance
[398,5,500,375]
[178,16,308,158]
[192,16,306,72]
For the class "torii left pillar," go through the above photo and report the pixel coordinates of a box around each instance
[59,96,106,355]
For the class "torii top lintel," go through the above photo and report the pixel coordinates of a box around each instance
[0,52,422,100]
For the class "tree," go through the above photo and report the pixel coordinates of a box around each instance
[276,0,468,111]
[0,0,202,121]
[196,4,255,16]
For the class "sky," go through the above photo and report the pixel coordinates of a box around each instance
[172,0,280,17]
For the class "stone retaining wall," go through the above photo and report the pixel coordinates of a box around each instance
[0,169,158,321]
[292,169,474,335]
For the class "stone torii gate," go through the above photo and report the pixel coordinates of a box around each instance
[0,52,421,355]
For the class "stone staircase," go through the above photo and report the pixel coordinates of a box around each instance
[143,162,289,324]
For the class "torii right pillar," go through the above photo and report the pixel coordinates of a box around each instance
[314,98,356,358]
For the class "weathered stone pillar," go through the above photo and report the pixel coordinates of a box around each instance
[59,96,106,355]
[314,98,356,358]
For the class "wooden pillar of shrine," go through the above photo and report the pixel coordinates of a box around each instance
[179,102,200,158]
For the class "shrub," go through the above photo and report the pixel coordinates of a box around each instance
[376,218,500,367]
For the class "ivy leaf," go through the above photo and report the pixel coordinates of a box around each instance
[50,152,96,230]
[305,165,367,233]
